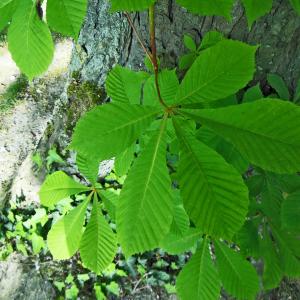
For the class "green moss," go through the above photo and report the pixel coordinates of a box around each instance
[0,75,28,112]
[66,73,106,131]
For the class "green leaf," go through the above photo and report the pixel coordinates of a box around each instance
[47,196,90,259]
[176,0,233,20]
[143,69,179,106]
[80,197,117,274]
[261,227,283,290]
[281,191,300,232]
[160,228,201,255]
[241,0,273,27]
[294,78,300,103]
[110,0,156,12]
[234,220,260,258]
[8,0,54,79]
[46,0,87,39]
[0,0,13,9]
[176,239,221,300]
[197,127,249,174]
[184,34,196,51]
[243,84,263,102]
[39,171,90,207]
[179,52,197,70]
[99,190,118,221]
[174,119,249,240]
[215,241,260,300]
[176,40,257,105]
[106,65,148,104]
[181,99,300,173]
[272,225,300,277]
[117,117,173,257]
[0,0,16,31]
[267,74,290,100]
[290,0,300,14]
[76,154,99,185]
[71,102,160,161]
[198,30,224,51]
[114,143,135,177]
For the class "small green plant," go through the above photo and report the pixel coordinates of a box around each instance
[38,2,300,300]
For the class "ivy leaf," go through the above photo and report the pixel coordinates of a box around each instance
[176,238,221,300]
[114,143,135,177]
[181,99,300,174]
[143,69,179,106]
[79,196,117,274]
[281,191,300,232]
[176,0,233,20]
[47,196,90,259]
[290,0,300,15]
[39,171,90,207]
[174,119,249,240]
[110,0,156,12]
[71,103,160,161]
[0,0,17,31]
[8,0,54,79]
[106,65,149,104]
[267,73,290,100]
[241,0,273,28]
[215,241,260,300]
[176,40,257,105]
[117,117,173,257]
[46,0,88,39]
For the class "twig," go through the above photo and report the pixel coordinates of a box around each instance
[149,5,169,109]
[124,12,152,61]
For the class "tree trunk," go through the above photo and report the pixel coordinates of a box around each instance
[71,0,300,93]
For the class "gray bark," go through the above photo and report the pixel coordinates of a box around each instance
[72,0,300,92]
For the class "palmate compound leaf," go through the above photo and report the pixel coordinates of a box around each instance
[39,171,91,207]
[176,238,221,300]
[214,241,260,300]
[173,118,249,240]
[180,99,300,174]
[116,116,173,257]
[79,195,117,274]
[46,0,87,40]
[47,195,91,259]
[176,39,257,105]
[0,0,17,31]
[110,0,156,12]
[241,0,273,28]
[106,65,149,104]
[8,0,54,79]
[176,0,233,20]
[70,102,161,161]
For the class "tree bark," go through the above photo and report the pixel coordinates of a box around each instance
[71,0,300,93]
